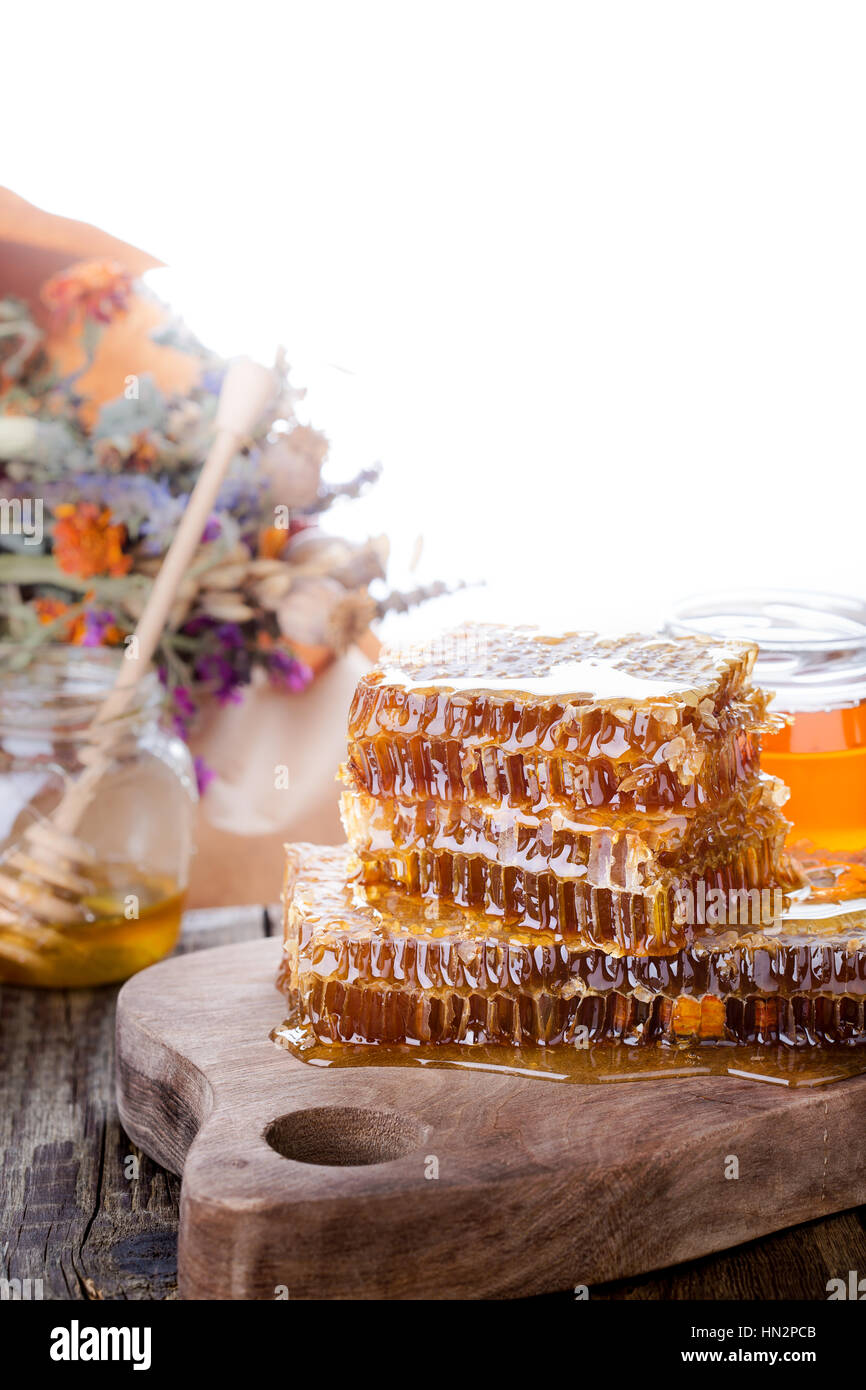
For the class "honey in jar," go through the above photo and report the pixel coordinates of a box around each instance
[667,590,866,898]
[0,648,197,987]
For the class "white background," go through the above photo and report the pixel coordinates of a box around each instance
[4,1,864,640]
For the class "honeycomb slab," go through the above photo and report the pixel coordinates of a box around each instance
[280,845,866,1046]
[278,625,854,1050]
[341,779,800,954]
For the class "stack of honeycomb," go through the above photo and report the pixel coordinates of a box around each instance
[279,627,866,1047]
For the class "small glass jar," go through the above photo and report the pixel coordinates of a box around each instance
[666,590,866,878]
[0,647,197,987]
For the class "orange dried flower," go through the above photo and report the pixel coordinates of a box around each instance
[53,502,132,579]
[41,259,133,326]
[259,525,289,560]
[66,612,124,647]
[95,429,160,474]
[128,430,159,471]
[34,597,69,625]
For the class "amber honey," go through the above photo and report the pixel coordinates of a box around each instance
[0,869,185,988]
[0,648,197,988]
[272,1021,866,1089]
[762,704,866,852]
[668,590,866,861]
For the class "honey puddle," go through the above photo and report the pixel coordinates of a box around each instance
[270,1021,866,1089]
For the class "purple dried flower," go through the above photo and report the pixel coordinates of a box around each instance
[79,610,117,647]
[180,615,213,639]
[194,756,216,796]
[215,623,245,651]
[170,684,197,736]
[268,650,314,693]
[173,686,196,718]
[200,368,225,396]
[193,651,244,704]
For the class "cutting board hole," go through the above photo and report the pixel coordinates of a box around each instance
[264,1105,430,1166]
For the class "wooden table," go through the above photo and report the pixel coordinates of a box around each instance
[2,907,865,1302]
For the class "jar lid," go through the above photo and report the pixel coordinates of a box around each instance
[665,589,866,712]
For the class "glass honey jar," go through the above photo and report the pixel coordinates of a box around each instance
[0,646,197,987]
[667,590,866,903]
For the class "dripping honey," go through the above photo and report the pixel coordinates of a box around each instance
[0,869,185,988]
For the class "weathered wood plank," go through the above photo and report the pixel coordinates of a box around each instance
[542,1209,866,1301]
[0,907,268,1301]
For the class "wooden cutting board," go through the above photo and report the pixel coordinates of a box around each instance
[115,936,866,1300]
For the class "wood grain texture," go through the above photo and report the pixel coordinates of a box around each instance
[116,935,866,1301]
[0,906,268,1301]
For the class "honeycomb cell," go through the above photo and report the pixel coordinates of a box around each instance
[290,974,866,1048]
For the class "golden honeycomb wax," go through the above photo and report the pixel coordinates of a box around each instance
[341,779,800,953]
[279,845,866,1045]
[347,628,777,815]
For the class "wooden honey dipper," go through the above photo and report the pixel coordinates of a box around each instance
[0,357,277,955]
